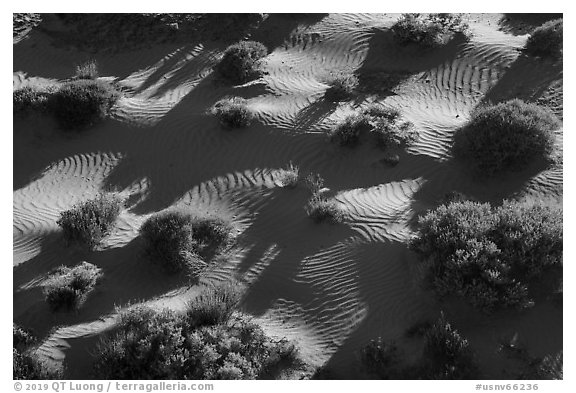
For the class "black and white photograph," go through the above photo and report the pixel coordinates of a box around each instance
[10,3,568,390]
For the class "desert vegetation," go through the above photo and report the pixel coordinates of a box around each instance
[93,284,301,379]
[140,210,234,275]
[13,78,120,131]
[57,193,122,250]
[329,104,416,153]
[361,313,477,379]
[75,59,99,80]
[324,72,359,101]
[453,99,560,176]
[303,173,344,224]
[391,13,470,48]
[278,161,300,188]
[216,40,268,83]
[14,324,60,379]
[410,200,562,311]
[211,97,255,128]
[13,86,53,115]
[525,19,563,58]
[43,262,102,311]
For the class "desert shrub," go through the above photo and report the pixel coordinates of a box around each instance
[57,193,122,250]
[13,86,52,114]
[392,13,469,48]
[360,338,402,379]
[537,351,562,380]
[330,104,416,150]
[324,73,359,101]
[361,103,401,120]
[43,262,102,311]
[211,97,255,128]
[453,99,560,176]
[329,114,371,147]
[305,194,344,224]
[278,161,299,188]
[49,79,120,131]
[140,211,233,275]
[75,59,99,79]
[525,19,562,58]
[216,40,268,83]
[304,173,325,194]
[186,283,242,328]
[422,313,477,379]
[411,200,562,311]
[371,117,417,149]
[93,305,301,379]
[13,324,60,379]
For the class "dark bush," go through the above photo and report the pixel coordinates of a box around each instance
[453,99,560,176]
[330,104,416,150]
[216,40,268,83]
[525,19,562,58]
[186,283,242,328]
[140,211,233,275]
[13,324,60,379]
[211,97,255,128]
[329,114,371,147]
[324,73,359,101]
[411,200,562,311]
[93,303,301,379]
[13,86,52,115]
[49,79,120,131]
[391,13,469,48]
[422,313,477,379]
[305,194,344,224]
[43,262,102,311]
[57,194,122,250]
[304,173,325,194]
[360,338,402,379]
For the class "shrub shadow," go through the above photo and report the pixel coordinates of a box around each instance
[498,14,563,36]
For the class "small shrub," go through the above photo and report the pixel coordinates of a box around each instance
[13,86,52,115]
[43,262,102,311]
[75,59,99,79]
[411,200,562,311]
[329,114,371,147]
[538,351,562,380]
[361,103,401,120]
[13,324,35,351]
[49,79,120,131]
[525,19,562,58]
[140,211,233,275]
[186,283,243,328]
[371,117,416,149]
[211,97,255,128]
[93,305,301,379]
[278,162,299,188]
[305,194,344,224]
[453,99,560,176]
[360,338,402,379]
[324,73,359,101]
[216,40,268,83]
[422,313,477,379]
[392,13,469,48]
[57,193,122,250]
[13,324,60,379]
[330,104,416,150]
[304,173,325,194]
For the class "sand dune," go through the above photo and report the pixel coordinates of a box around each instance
[13,13,562,379]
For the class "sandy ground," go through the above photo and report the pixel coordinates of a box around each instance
[13,13,562,379]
